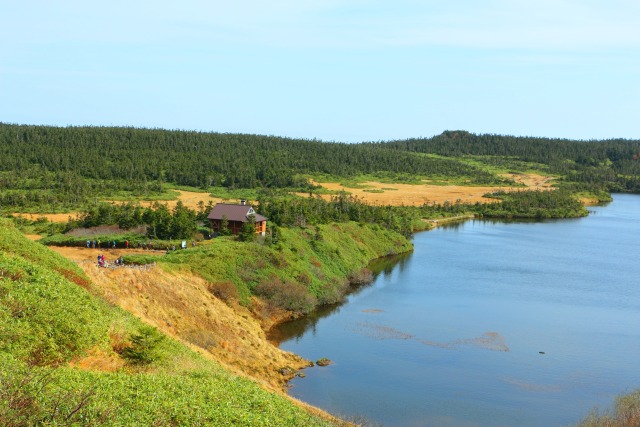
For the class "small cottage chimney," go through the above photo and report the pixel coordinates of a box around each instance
[240,199,246,206]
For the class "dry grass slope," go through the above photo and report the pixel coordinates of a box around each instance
[78,261,309,389]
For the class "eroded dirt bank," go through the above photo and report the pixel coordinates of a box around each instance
[52,246,310,390]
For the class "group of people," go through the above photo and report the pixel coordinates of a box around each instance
[87,240,123,249]
[97,254,124,267]
[88,238,198,267]
[86,239,196,251]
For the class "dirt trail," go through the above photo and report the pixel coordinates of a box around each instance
[24,234,44,241]
[303,173,554,207]
[49,246,162,262]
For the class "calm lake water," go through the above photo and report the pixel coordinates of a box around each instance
[274,194,640,427]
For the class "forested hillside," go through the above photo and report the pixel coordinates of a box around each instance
[1,123,639,213]
[380,130,640,192]
[0,124,502,193]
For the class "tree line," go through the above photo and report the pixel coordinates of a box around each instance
[257,189,588,236]
[378,130,640,192]
[72,201,203,240]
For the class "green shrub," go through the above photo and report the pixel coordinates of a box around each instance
[208,281,240,304]
[317,277,349,305]
[347,268,374,286]
[255,278,317,314]
[0,252,109,366]
[119,326,165,366]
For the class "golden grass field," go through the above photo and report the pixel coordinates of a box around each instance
[123,190,227,210]
[301,173,554,206]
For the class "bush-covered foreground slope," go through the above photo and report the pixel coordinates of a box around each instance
[0,219,347,426]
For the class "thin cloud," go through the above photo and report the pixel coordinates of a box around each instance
[378,1,640,50]
[174,0,640,51]
[3,1,639,51]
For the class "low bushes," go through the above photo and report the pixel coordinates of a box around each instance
[118,326,165,366]
[347,268,374,286]
[0,358,112,427]
[255,277,317,315]
[208,281,240,304]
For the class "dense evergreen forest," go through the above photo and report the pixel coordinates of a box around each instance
[0,124,503,194]
[1,123,639,216]
[380,130,640,192]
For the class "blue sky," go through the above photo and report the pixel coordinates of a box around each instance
[1,1,639,142]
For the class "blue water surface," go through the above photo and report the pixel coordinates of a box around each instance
[277,194,640,427]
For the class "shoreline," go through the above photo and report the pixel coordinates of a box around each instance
[422,214,476,227]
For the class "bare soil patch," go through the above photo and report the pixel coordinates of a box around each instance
[501,173,554,190]
[69,347,125,372]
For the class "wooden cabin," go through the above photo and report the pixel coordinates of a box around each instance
[207,201,267,236]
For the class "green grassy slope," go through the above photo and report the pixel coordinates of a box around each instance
[0,219,343,426]
[127,222,413,311]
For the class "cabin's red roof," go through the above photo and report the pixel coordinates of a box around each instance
[206,204,267,223]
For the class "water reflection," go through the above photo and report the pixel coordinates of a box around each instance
[368,251,413,277]
[268,252,413,345]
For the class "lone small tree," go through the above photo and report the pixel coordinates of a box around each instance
[219,215,231,236]
[238,213,256,242]
[120,325,164,365]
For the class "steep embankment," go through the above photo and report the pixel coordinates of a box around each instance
[68,222,413,388]
[80,262,309,388]
[0,219,348,426]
